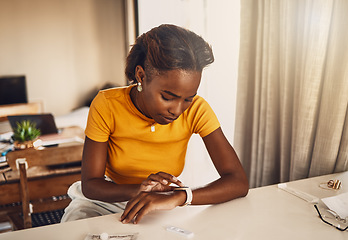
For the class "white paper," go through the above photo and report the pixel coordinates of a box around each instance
[84,233,138,240]
[321,192,348,219]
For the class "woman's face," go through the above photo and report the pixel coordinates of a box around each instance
[137,67,202,125]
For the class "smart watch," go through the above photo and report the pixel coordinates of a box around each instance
[174,187,193,206]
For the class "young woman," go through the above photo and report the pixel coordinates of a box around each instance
[61,24,248,224]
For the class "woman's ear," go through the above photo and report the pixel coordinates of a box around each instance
[135,65,145,83]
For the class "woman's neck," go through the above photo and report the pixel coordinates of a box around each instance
[130,85,151,119]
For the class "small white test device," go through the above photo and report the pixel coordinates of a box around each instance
[166,226,194,238]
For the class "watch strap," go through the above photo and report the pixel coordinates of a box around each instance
[174,187,192,206]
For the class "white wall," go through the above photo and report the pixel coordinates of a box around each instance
[137,0,240,187]
[0,0,241,187]
[0,0,127,116]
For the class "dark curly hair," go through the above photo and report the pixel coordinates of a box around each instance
[125,24,214,83]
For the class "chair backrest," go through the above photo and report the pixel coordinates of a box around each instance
[5,144,83,229]
[6,144,83,170]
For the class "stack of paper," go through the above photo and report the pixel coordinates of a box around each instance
[321,192,348,219]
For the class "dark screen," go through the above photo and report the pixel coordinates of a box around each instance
[0,76,28,105]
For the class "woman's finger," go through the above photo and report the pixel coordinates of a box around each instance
[139,180,157,192]
[133,203,151,224]
[147,173,169,185]
[121,191,184,224]
[121,193,152,224]
[121,193,143,222]
[148,172,184,187]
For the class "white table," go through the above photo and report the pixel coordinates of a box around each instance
[1,171,347,240]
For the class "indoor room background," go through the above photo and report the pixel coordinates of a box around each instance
[1,0,346,189]
[0,0,239,188]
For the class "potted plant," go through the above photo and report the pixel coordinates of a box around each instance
[12,120,41,149]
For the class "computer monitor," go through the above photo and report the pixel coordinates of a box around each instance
[0,75,28,105]
[7,114,58,135]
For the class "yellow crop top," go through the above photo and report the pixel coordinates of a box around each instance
[85,85,220,184]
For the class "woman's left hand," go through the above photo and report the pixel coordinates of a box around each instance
[120,191,186,224]
[139,172,184,193]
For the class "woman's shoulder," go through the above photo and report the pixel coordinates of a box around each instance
[186,95,217,121]
[98,85,132,100]
[189,95,210,110]
[183,95,220,136]
[184,95,215,119]
[91,85,132,110]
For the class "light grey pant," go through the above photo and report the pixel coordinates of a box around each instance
[60,180,127,222]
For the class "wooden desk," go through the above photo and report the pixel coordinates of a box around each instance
[0,143,83,206]
[0,128,84,229]
[0,172,346,239]
[0,126,84,204]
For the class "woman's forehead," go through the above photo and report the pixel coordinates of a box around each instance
[150,70,201,96]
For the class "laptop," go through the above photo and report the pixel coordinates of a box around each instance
[7,114,58,135]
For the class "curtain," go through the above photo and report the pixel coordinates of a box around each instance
[234,0,348,188]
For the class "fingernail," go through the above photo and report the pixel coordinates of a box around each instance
[162,179,168,184]
[172,176,178,181]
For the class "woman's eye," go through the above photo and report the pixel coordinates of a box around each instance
[185,98,193,103]
[161,95,171,101]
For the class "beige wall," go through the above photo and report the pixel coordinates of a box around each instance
[0,0,127,115]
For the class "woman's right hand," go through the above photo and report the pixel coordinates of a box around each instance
[139,172,185,193]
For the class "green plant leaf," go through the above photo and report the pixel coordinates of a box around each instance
[12,120,41,142]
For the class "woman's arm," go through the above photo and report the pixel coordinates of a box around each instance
[81,136,139,202]
[191,127,249,204]
[121,127,249,223]
[81,137,183,202]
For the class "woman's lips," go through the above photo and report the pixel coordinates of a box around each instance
[161,115,177,123]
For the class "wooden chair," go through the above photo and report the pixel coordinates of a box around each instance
[0,102,82,230]
[0,102,43,229]
[4,144,83,229]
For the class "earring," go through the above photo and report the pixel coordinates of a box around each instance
[137,82,143,92]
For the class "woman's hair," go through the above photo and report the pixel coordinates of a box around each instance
[125,24,214,83]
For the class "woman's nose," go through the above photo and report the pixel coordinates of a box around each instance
[168,101,184,117]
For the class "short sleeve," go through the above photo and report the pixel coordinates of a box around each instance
[85,91,113,142]
[186,96,220,138]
